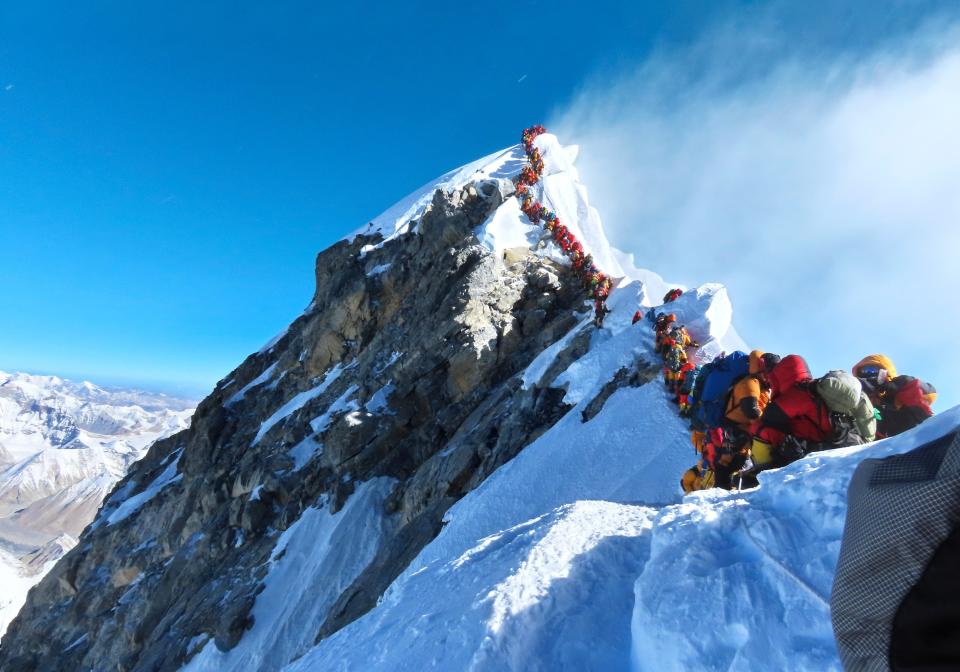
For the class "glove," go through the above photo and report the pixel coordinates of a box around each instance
[777,435,808,463]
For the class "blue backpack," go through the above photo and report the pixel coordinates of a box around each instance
[680,365,702,396]
[694,351,750,429]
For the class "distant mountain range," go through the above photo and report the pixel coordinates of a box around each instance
[0,370,194,638]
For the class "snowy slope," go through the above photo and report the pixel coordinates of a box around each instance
[282,408,960,672]
[0,371,194,639]
[0,547,38,640]
[346,144,527,249]
[28,133,914,671]
[275,137,943,670]
[274,269,766,670]
[157,134,766,671]
[0,371,193,519]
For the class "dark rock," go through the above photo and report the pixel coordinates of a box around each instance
[0,181,596,672]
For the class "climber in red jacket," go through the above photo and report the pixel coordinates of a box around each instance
[750,354,833,470]
[879,376,936,436]
[663,288,683,303]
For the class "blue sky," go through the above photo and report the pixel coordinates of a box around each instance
[2,1,958,406]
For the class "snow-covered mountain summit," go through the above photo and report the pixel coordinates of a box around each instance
[0,371,194,638]
[0,132,743,670]
[0,131,942,672]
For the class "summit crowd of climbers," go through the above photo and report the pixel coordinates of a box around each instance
[515,126,614,326]
[643,292,938,493]
[512,126,937,494]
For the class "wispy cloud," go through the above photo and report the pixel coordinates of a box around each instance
[551,19,960,406]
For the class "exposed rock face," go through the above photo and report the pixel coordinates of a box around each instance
[0,182,608,671]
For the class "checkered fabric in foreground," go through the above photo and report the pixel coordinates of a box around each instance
[830,429,960,671]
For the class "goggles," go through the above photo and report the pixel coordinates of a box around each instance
[858,365,889,385]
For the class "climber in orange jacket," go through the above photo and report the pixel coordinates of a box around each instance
[724,351,781,431]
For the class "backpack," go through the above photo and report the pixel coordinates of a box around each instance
[825,411,869,449]
[687,360,716,430]
[680,365,702,396]
[665,344,687,373]
[816,370,877,442]
[695,351,750,429]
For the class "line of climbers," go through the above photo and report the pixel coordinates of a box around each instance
[512,126,937,491]
[637,290,938,493]
[514,126,614,326]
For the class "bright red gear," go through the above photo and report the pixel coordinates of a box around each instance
[753,355,831,447]
[894,378,935,416]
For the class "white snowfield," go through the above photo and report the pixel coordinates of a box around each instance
[178,137,951,671]
[279,409,960,672]
[0,371,194,639]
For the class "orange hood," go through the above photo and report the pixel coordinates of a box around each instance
[853,354,897,379]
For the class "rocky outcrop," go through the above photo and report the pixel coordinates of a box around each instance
[0,181,598,671]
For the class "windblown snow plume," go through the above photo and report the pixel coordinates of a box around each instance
[550,21,960,406]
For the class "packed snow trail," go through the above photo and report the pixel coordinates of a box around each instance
[631,407,960,672]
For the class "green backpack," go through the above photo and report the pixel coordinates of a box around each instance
[816,370,877,442]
